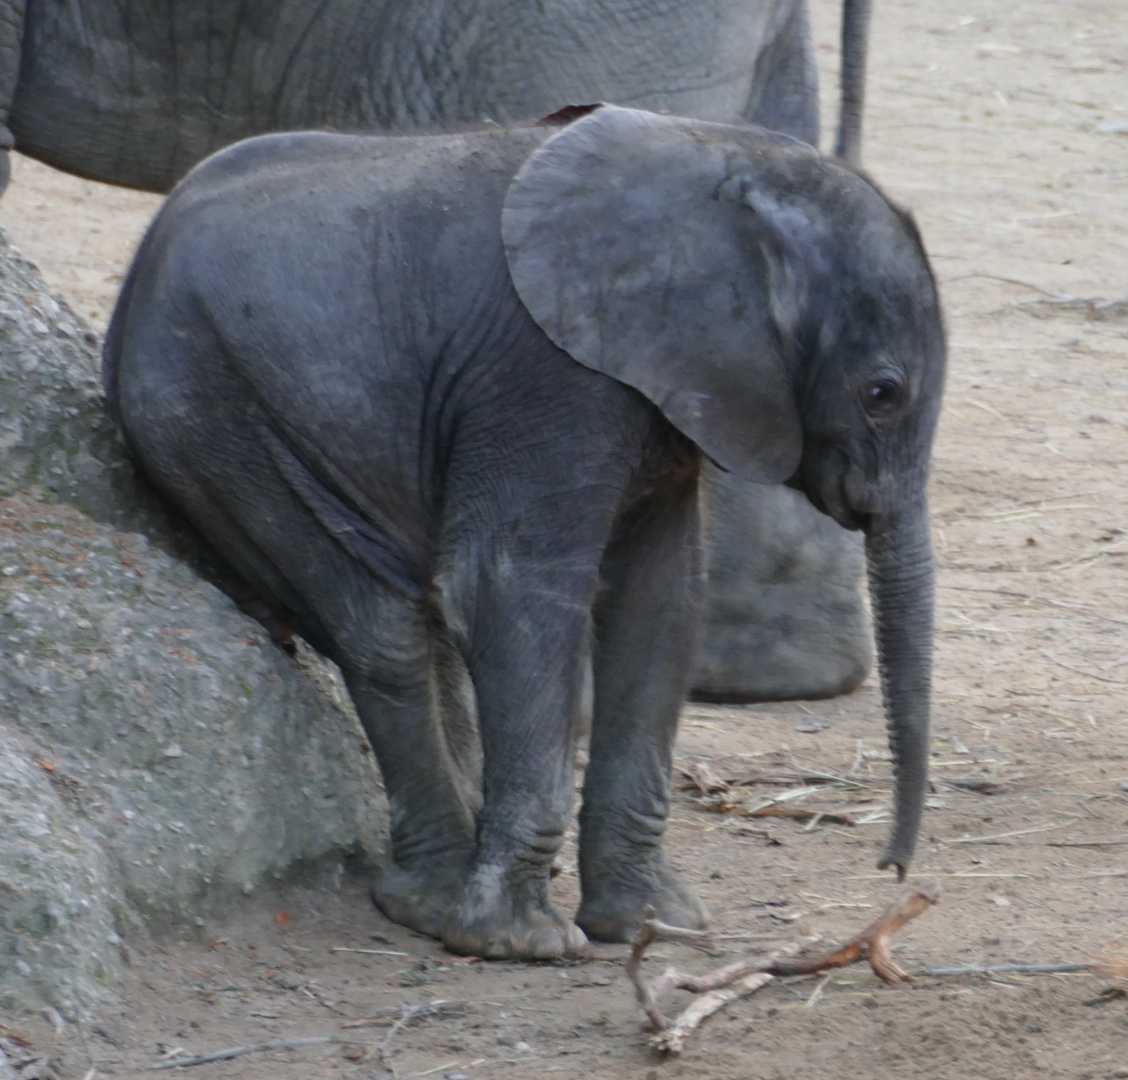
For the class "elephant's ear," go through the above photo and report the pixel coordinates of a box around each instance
[503,105,813,484]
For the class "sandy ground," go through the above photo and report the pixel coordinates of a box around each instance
[2,0,1128,1077]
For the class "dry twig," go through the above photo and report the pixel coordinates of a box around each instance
[1048,837,1128,848]
[627,884,942,1055]
[766,882,941,984]
[1042,651,1128,685]
[743,805,856,827]
[147,1005,453,1073]
[920,963,1088,976]
[625,920,716,1032]
[330,947,411,957]
[679,766,859,828]
[650,970,778,1056]
[150,1036,343,1069]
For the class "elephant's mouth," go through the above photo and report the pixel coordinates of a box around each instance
[785,448,878,534]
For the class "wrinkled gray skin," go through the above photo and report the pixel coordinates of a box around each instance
[1,0,824,194]
[0,0,873,702]
[105,106,946,960]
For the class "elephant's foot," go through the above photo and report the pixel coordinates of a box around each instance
[441,865,588,960]
[576,853,708,943]
[371,860,468,939]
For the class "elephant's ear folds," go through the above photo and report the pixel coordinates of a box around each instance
[502,105,806,484]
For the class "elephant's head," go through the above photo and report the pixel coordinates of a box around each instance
[503,105,945,878]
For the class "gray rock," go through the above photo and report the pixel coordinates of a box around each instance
[0,231,387,1015]
[0,726,120,1016]
[0,237,173,533]
[692,472,872,702]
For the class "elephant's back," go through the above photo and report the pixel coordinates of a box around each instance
[12,0,785,192]
[104,123,554,515]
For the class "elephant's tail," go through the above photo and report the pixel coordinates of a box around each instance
[835,0,872,167]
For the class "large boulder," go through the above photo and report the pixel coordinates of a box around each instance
[0,232,387,1016]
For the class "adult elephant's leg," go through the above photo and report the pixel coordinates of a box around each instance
[691,471,871,702]
[576,468,709,943]
[742,0,820,146]
[709,0,873,702]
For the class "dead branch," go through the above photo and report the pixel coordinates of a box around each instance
[939,585,1128,629]
[945,273,1128,320]
[627,883,941,1055]
[147,1002,452,1072]
[676,761,730,795]
[625,920,715,1031]
[329,947,411,957]
[1017,294,1128,320]
[1042,651,1128,685]
[918,963,1089,977]
[766,882,941,984]
[150,1036,344,1069]
[650,971,776,1056]
[682,773,858,828]
[945,777,1010,795]
[945,272,1066,296]
[742,805,856,827]
[1048,837,1128,848]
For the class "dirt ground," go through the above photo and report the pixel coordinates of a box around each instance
[2,0,1128,1077]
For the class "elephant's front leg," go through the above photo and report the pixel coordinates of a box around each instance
[577,470,709,942]
[435,548,599,961]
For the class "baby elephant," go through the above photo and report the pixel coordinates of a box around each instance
[105,105,945,961]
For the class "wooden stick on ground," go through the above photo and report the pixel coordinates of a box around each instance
[767,881,942,985]
[149,1000,458,1072]
[650,970,777,1056]
[627,882,942,1055]
[624,919,714,1031]
[150,1036,341,1069]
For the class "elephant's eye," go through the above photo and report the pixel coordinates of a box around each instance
[864,379,901,419]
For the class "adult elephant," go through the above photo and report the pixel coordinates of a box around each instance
[5,0,874,702]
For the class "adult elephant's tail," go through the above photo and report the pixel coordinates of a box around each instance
[835,0,872,166]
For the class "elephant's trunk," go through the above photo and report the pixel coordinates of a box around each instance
[865,498,934,879]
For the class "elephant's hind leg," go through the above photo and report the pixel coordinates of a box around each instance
[577,468,709,943]
[343,627,479,940]
[117,358,477,938]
